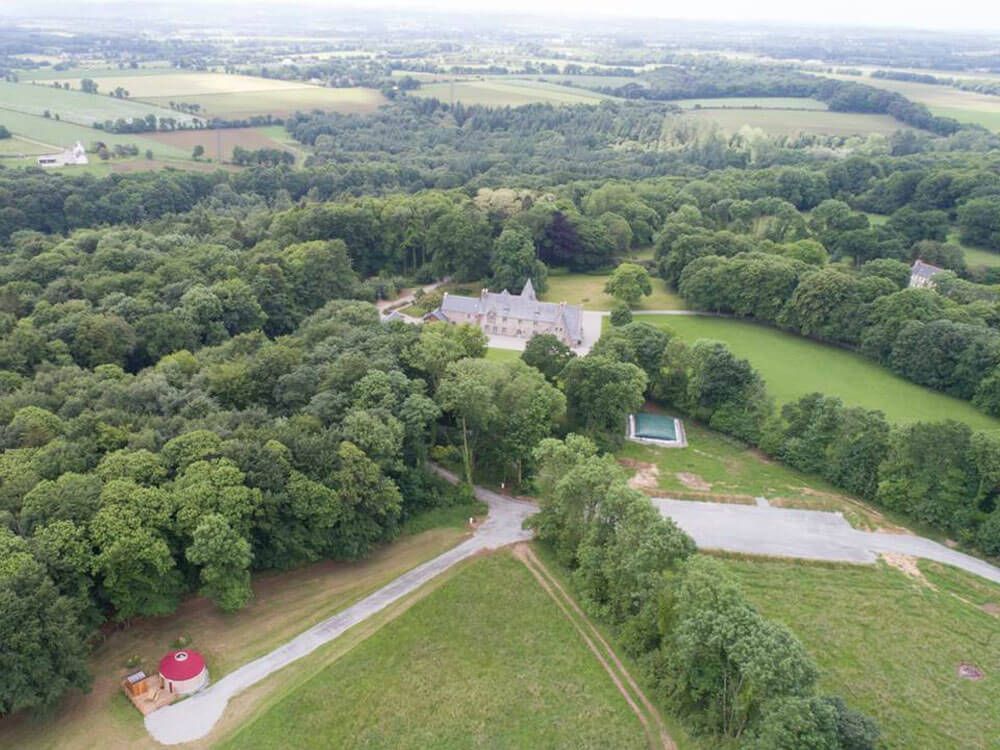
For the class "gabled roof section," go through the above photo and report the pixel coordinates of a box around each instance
[911,259,946,280]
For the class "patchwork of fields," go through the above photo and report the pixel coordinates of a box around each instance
[635,314,1000,429]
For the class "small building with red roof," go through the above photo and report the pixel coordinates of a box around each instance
[158,649,208,695]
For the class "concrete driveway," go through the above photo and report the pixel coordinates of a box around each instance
[145,479,535,745]
[654,497,1000,584]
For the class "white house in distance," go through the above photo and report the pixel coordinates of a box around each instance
[37,141,88,167]
[425,279,585,346]
[909,259,946,289]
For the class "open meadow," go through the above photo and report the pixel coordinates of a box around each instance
[145,127,298,163]
[723,556,1000,750]
[674,96,828,110]
[635,314,1000,429]
[0,508,480,750]
[218,552,649,750]
[411,78,612,106]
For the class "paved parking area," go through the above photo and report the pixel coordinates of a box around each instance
[654,497,1000,584]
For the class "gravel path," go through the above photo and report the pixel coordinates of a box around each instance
[145,478,535,745]
[654,497,1000,584]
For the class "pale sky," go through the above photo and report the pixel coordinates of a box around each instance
[8,0,1000,32]
[376,0,1000,31]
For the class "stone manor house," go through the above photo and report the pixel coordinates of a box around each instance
[425,279,584,346]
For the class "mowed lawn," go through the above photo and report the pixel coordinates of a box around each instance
[0,514,477,750]
[544,270,685,310]
[682,108,912,136]
[412,78,611,107]
[723,557,1000,750]
[218,553,648,750]
[636,314,1000,429]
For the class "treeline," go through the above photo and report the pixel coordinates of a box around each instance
[593,57,966,135]
[531,434,880,749]
[872,70,1000,97]
[656,193,1000,415]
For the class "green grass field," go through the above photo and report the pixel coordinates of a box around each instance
[0,81,197,127]
[219,553,648,750]
[0,135,51,156]
[412,78,611,107]
[818,73,1000,132]
[674,96,828,110]
[723,556,1000,750]
[544,269,685,310]
[635,314,1000,429]
[0,109,192,162]
[682,107,912,136]
[618,420,885,527]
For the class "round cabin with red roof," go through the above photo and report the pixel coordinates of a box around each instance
[158,649,208,695]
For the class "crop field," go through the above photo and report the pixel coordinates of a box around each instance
[723,556,1000,750]
[0,517,477,750]
[143,87,386,118]
[544,269,685,310]
[412,78,612,107]
[0,81,198,127]
[145,127,297,162]
[635,314,1000,429]
[674,96,828,110]
[219,553,648,750]
[618,420,886,527]
[34,72,388,119]
[682,107,911,136]
[818,73,1000,131]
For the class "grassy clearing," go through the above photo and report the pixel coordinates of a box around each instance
[682,108,911,136]
[218,552,649,750]
[636,314,1000,429]
[142,86,386,118]
[412,78,611,107]
[617,419,885,528]
[722,556,1000,750]
[0,517,474,750]
[544,269,685,310]
[674,96,828,110]
[0,81,195,127]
